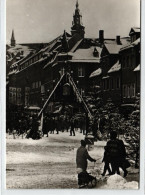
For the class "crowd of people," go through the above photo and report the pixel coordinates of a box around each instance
[76,131,130,188]
[42,114,87,137]
[7,112,89,139]
[7,112,41,139]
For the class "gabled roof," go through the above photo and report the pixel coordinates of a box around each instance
[89,68,102,78]
[129,27,140,36]
[105,44,123,54]
[108,60,121,73]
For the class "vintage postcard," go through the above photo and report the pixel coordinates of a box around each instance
[5,0,140,190]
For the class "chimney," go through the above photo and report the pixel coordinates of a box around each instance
[116,36,121,45]
[99,30,104,44]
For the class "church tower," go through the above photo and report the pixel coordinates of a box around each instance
[71,0,85,38]
[11,30,16,47]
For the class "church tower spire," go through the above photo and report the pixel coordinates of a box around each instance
[11,29,16,47]
[71,0,85,38]
[76,0,79,9]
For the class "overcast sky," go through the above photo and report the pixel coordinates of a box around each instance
[6,0,140,44]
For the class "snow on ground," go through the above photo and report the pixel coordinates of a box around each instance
[6,131,139,189]
[102,174,138,189]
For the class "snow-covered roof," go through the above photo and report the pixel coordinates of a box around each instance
[134,64,140,72]
[27,106,40,110]
[129,27,140,35]
[7,44,34,57]
[120,38,140,51]
[58,52,73,57]
[89,68,102,78]
[71,46,102,60]
[53,106,62,114]
[108,61,121,73]
[132,27,140,33]
[105,44,123,54]
[102,76,110,79]
[132,38,140,46]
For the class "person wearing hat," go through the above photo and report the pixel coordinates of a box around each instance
[76,140,96,186]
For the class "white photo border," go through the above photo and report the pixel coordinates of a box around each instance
[0,0,145,194]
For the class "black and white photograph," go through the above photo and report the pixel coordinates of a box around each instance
[5,0,141,190]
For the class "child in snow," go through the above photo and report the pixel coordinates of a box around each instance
[101,146,112,176]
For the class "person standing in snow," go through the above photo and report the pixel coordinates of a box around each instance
[76,140,96,185]
[70,118,75,136]
[101,146,112,176]
[117,138,128,177]
[106,131,128,177]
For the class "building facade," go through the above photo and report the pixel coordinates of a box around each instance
[120,28,140,104]
[6,1,140,114]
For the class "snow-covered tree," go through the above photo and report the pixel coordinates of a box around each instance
[123,94,140,168]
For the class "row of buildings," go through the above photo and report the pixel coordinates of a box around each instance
[6,1,140,116]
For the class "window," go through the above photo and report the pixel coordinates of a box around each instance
[78,66,85,77]
[130,85,133,97]
[132,84,135,97]
[129,84,136,98]
[127,85,130,98]
[32,82,35,89]
[123,84,136,98]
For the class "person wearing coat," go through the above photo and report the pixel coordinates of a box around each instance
[76,140,96,171]
[76,140,96,186]
[101,146,112,176]
[70,118,75,136]
[106,131,128,177]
